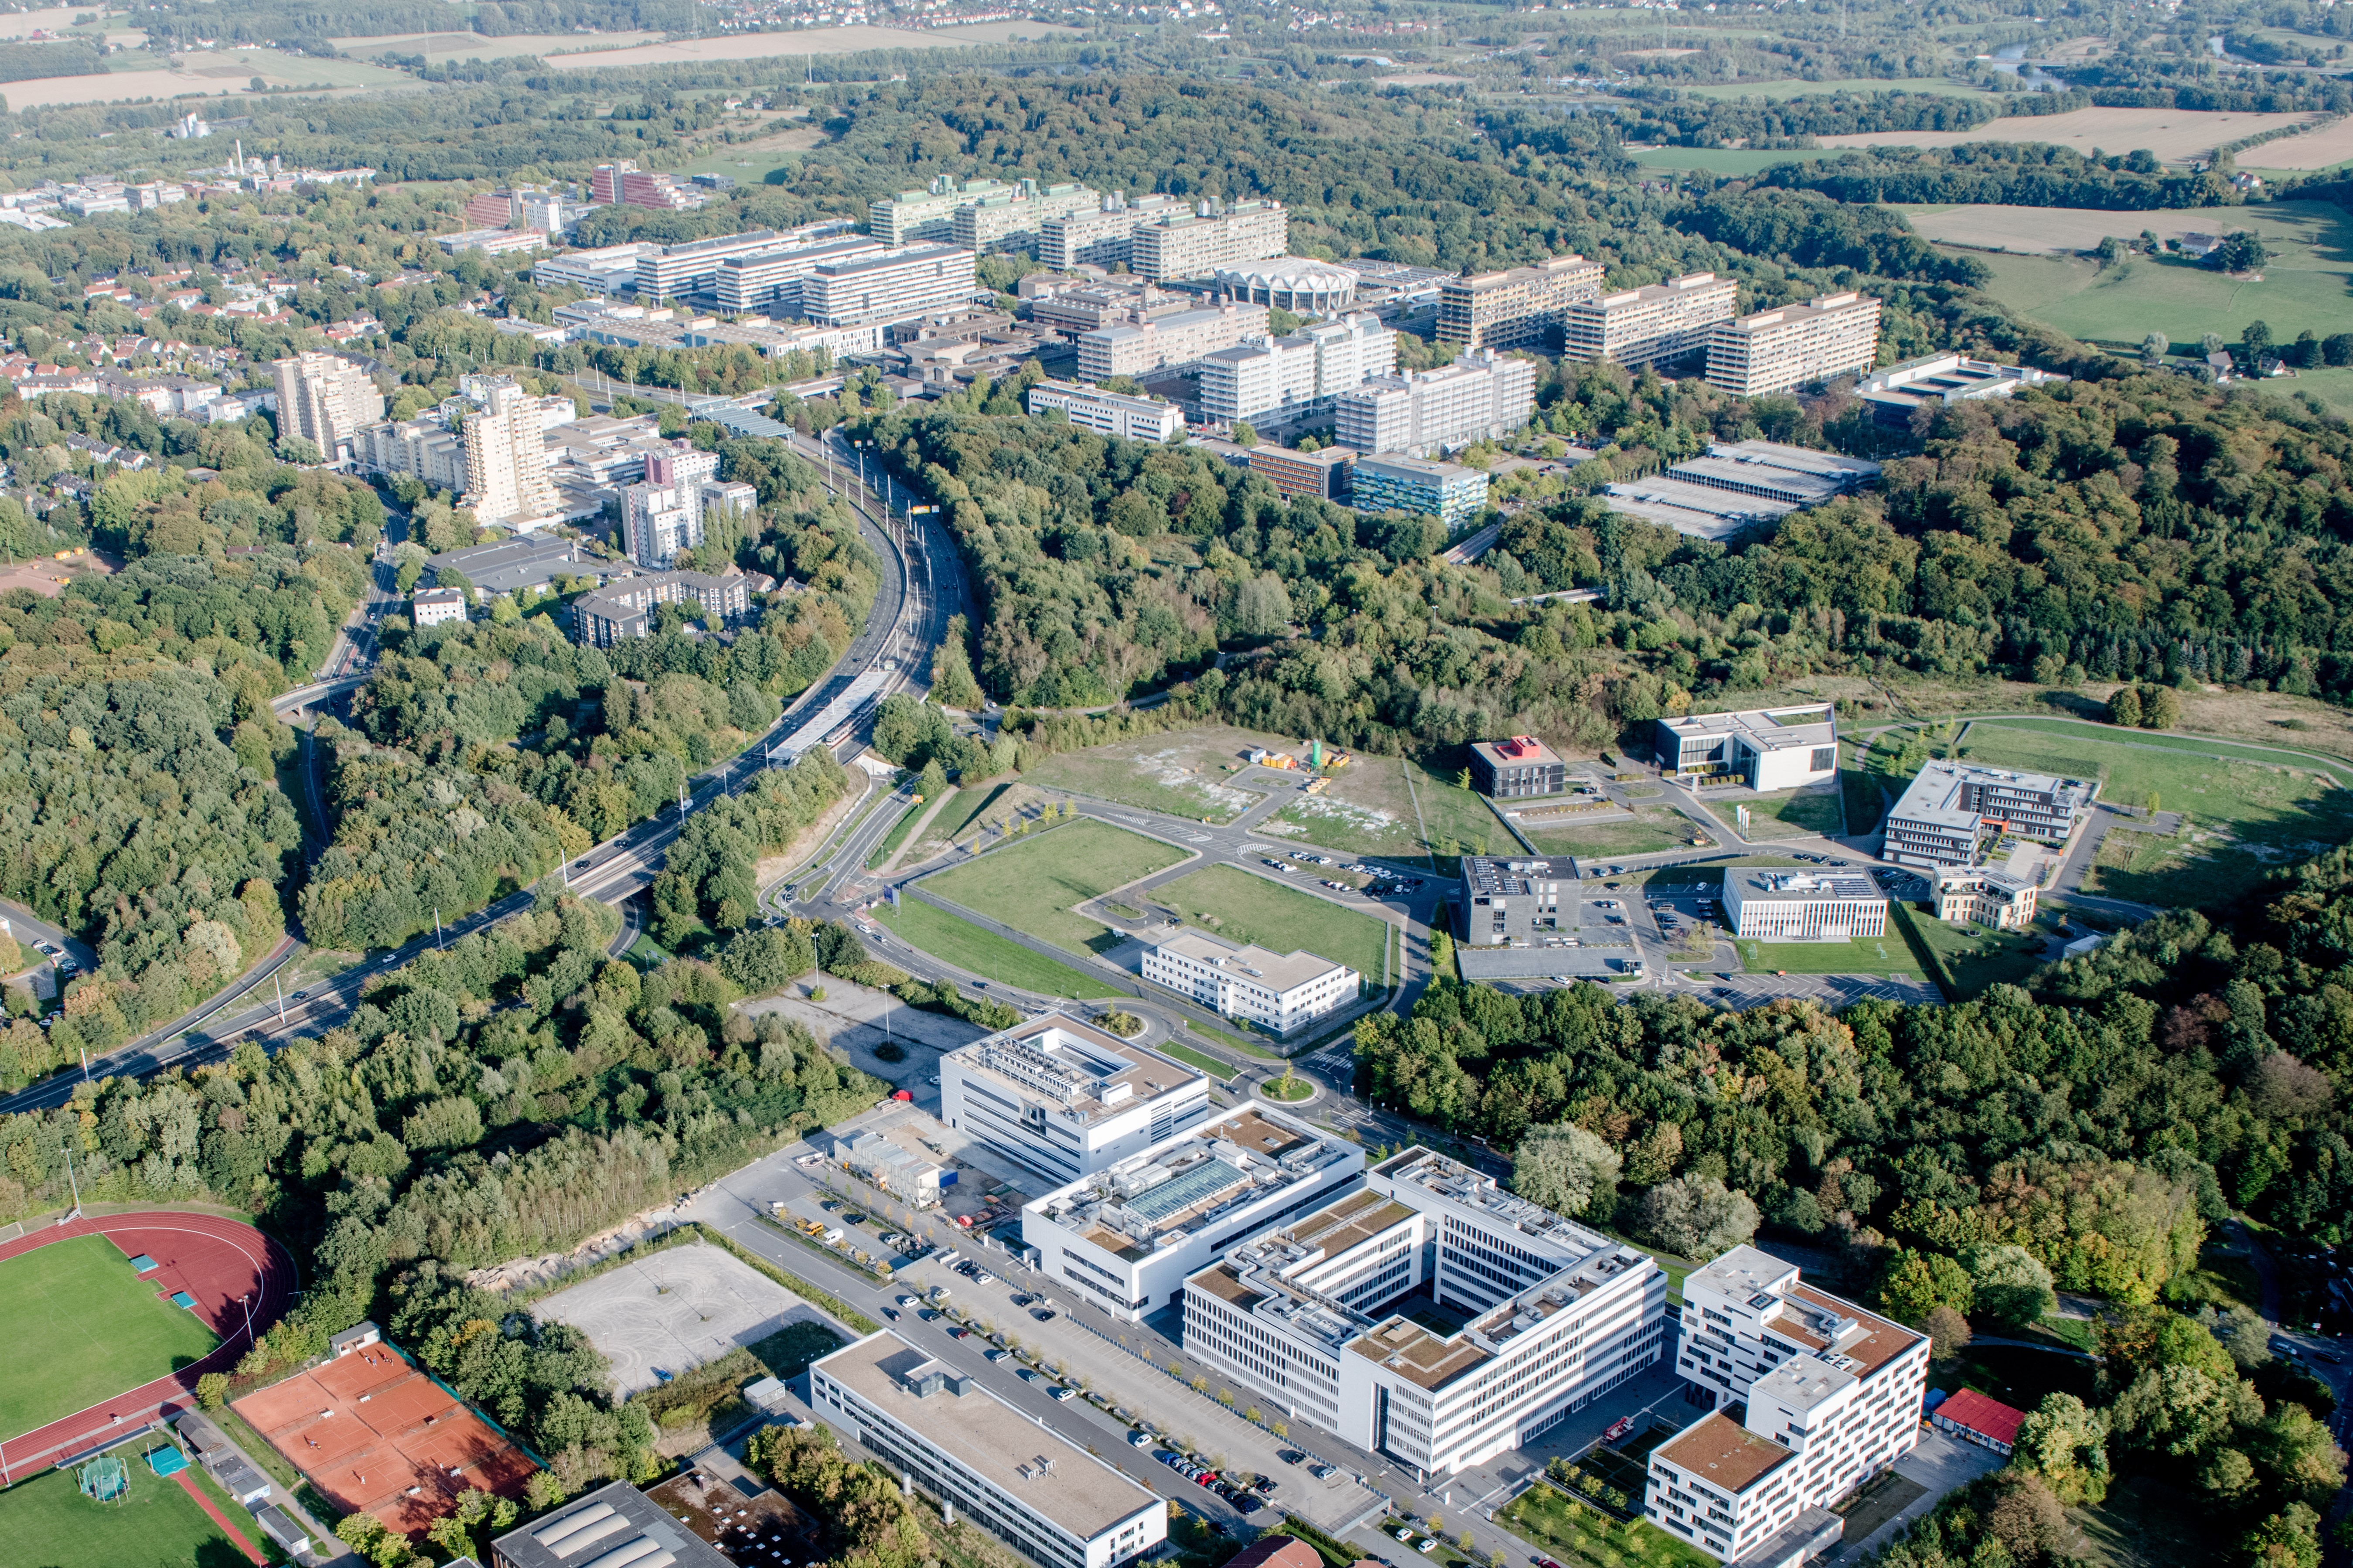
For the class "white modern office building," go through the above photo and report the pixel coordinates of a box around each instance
[1882,760,2100,870]
[809,1332,1167,1568]
[1076,301,1270,381]
[1648,1245,1928,1564]
[1022,1107,1363,1319]
[871,176,1036,245]
[1130,200,1289,282]
[1026,379,1185,443]
[1654,704,1838,791]
[1139,928,1357,1035]
[940,1013,1212,1187]
[802,244,979,327]
[635,229,795,300]
[1183,1151,1666,1477]
[1195,313,1395,427]
[1722,868,1888,941]
[1562,272,1738,368]
[954,181,1101,252]
[1706,292,1884,398]
[1332,349,1536,458]
[1041,192,1186,271]
[714,236,886,314]
[533,242,654,297]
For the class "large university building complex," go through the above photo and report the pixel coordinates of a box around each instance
[1706,292,1884,397]
[1139,929,1358,1034]
[939,1014,1212,1187]
[1881,760,2100,869]
[1563,272,1738,368]
[1437,254,1606,349]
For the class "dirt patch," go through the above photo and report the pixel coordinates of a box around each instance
[2245,113,2353,169]
[1822,106,2321,163]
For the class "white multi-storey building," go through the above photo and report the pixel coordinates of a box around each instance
[940,1013,1211,1186]
[1654,704,1838,790]
[1195,313,1395,427]
[1706,292,1883,397]
[1722,868,1888,941]
[1882,759,2100,870]
[809,1332,1166,1568]
[1139,929,1357,1034]
[1076,301,1270,382]
[1333,350,1535,458]
[1649,1245,1928,1564]
[871,176,1030,245]
[1562,272,1738,368]
[353,416,467,494]
[1023,1107,1364,1319]
[534,244,653,296]
[462,378,561,529]
[1129,201,1288,282]
[714,236,886,314]
[1180,1148,1669,1479]
[620,445,726,569]
[1041,193,1186,270]
[1026,379,1184,443]
[635,229,797,300]
[802,245,979,327]
[272,350,382,465]
[953,181,1101,252]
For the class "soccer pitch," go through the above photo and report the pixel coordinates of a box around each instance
[0,1236,220,1440]
[0,1457,256,1568]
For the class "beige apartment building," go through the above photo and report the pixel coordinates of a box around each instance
[1129,201,1287,282]
[1438,254,1606,349]
[1706,291,1884,397]
[1076,300,1270,381]
[1562,271,1738,368]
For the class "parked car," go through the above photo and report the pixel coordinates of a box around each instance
[1309,1463,1338,1480]
[1049,1387,1076,1401]
[1129,1430,1154,1448]
[1016,1368,1047,1385]
[985,1348,1013,1362]
[1279,1449,1306,1466]
[1418,1541,1438,1555]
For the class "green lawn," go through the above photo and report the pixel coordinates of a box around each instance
[1951,201,2353,395]
[1736,935,1919,976]
[919,819,1187,953]
[0,1236,220,1442]
[873,899,1123,998]
[1906,908,2056,999]
[1500,1480,1716,1568]
[1182,1017,1282,1060]
[1718,785,1843,841]
[0,1446,266,1568]
[1147,863,1390,981]
[1974,716,2353,786]
[1153,1040,1238,1081]
[1524,806,1704,858]
[747,1320,846,1380]
[1955,723,2353,904]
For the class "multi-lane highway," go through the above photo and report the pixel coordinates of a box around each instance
[0,425,965,1116]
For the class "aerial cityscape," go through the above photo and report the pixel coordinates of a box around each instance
[1,3,2351,1568]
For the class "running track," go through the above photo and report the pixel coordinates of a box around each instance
[0,1211,297,1477]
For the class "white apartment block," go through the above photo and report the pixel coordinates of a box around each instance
[1183,1156,1665,1478]
[353,416,466,494]
[1563,272,1738,367]
[1077,301,1270,381]
[1438,254,1608,350]
[1654,703,1838,791]
[1706,292,1884,398]
[534,243,654,296]
[810,1332,1167,1568]
[1196,313,1395,427]
[955,181,1101,252]
[411,586,466,627]
[1130,201,1288,282]
[1022,1107,1363,1319]
[1026,379,1185,443]
[272,351,383,464]
[621,445,724,569]
[1722,868,1888,942]
[1651,1245,1928,1564]
[802,245,979,327]
[871,176,1031,245]
[1041,193,1186,270]
[636,229,799,300]
[1332,349,1535,459]
[1139,928,1357,1034]
[714,236,886,314]
[941,1012,1211,1187]
[461,379,560,530]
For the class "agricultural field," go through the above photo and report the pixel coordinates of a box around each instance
[2241,108,2353,169]
[1822,105,2322,161]
[1955,723,2353,905]
[532,20,1080,70]
[0,1235,219,1442]
[918,818,1186,954]
[1523,806,1705,859]
[873,898,1122,999]
[328,29,665,59]
[1020,725,1284,823]
[1144,863,1391,983]
[1899,202,2314,256]
[1260,757,1510,866]
[0,1456,262,1568]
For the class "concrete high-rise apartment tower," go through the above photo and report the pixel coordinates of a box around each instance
[271,351,384,465]
[461,379,561,531]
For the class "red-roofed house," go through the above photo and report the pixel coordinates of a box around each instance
[1218,1538,1323,1568]
[1931,1388,2026,1456]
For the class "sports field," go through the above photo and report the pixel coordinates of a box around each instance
[874,898,1123,997]
[920,819,1186,953]
[1954,722,2353,905]
[0,1455,259,1568]
[1148,863,1390,982]
[0,1235,218,1442]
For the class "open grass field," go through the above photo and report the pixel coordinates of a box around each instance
[1146,863,1391,982]
[0,1235,218,1442]
[906,778,1050,863]
[1736,934,1919,975]
[1499,1481,1716,1568]
[1938,201,2353,373]
[1823,105,2322,161]
[530,20,1081,70]
[329,28,665,59]
[1263,758,1505,867]
[1714,784,1842,841]
[1630,146,1836,174]
[1901,201,2322,256]
[1956,723,2353,904]
[1524,805,1704,859]
[1983,716,2353,785]
[2236,112,2353,170]
[1906,907,2056,999]
[0,1454,260,1568]
[875,899,1123,999]
[921,819,1186,954]
[1021,726,1280,823]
